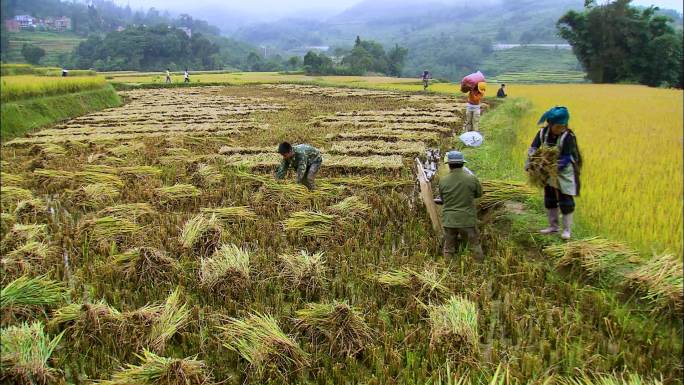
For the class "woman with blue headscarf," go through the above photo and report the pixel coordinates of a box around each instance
[526,106,582,240]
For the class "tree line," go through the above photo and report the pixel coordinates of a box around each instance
[559,0,683,87]
[303,37,408,77]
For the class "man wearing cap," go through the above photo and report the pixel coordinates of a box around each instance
[275,142,323,190]
[435,151,484,261]
[525,106,582,240]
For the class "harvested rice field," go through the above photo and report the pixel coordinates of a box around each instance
[0,83,681,385]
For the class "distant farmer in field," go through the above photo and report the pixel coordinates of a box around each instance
[435,151,484,261]
[184,69,190,83]
[165,68,172,83]
[497,84,507,98]
[61,67,68,77]
[464,82,485,132]
[525,106,582,240]
[275,142,323,190]
[421,70,431,91]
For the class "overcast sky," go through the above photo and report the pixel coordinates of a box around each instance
[114,0,683,20]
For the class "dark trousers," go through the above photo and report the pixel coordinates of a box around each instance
[544,185,575,214]
[302,160,322,190]
[443,226,484,260]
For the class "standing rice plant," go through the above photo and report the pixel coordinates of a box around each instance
[200,206,257,222]
[1,275,66,310]
[428,296,479,362]
[199,244,251,298]
[623,254,683,313]
[294,301,373,357]
[376,266,451,303]
[155,184,201,204]
[180,214,223,257]
[0,322,65,385]
[526,147,559,188]
[283,211,336,238]
[221,312,309,381]
[111,247,178,285]
[148,287,190,354]
[97,349,212,385]
[545,237,641,284]
[278,251,326,295]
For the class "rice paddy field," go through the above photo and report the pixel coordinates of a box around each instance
[0,81,682,384]
[1,75,108,102]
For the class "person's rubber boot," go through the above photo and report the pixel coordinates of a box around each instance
[540,208,560,234]
[561,212,573,240]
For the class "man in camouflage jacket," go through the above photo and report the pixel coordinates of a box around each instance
[275,142,323,190]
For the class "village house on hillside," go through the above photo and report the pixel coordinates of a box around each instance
[4,15,72,32]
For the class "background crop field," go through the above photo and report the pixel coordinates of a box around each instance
[1,75,107,102]
[5,32,85,66]
[507,84,683,256]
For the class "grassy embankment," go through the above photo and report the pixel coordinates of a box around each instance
[1,70,121,140]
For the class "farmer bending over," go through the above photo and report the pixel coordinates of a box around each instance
[275,142,323,190]
[525,106,582,240]
[435,151,484,261]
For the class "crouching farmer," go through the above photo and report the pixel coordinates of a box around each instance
[526,106,581,240]
[436,151,484,261]
[275,142,323,190]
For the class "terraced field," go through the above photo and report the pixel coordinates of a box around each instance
[1,84,681,385]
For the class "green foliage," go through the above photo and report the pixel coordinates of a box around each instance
[304,36,408,77]
[0,84,121,140]
[558,0,683,86]
[71,26,219,71]
[21,43,46,64]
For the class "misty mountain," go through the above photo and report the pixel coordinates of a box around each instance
[230,0,584,79]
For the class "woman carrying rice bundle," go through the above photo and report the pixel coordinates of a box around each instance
[525,106,582,240]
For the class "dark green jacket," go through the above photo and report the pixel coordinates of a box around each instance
[438,168,482,228]
[275,144,322,183]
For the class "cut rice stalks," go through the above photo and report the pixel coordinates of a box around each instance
[624,254,683,313]
[78,216,141,250]
[180,214,223,257]
[278,251,326,295]
[0,321,65,385]
[111,247,178,285]
[200,206,257,222]
[148,287,190,354]
[479,180,535,211]
[191,163,224,187]
[97,349,211,385]
[1,275,66,311]
[13,198,48,220]
[283,211,336,238]
[327,196,370,217]
[428,296,479,362]
[97,203,156,221]
[526,146,559,189]
[545,237,642,284]
[199,244,251,297]
[376,266,451,303]
[294,301,373,357]
[1,186,33,212]
[155,184,201,205]
[221,312,309,380]
[71,183,120,209]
